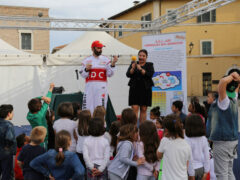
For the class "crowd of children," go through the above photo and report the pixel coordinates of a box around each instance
[0,83,227,180]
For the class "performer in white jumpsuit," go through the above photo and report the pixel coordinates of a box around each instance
[80,40,118,113]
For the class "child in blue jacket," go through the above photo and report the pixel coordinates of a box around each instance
[30,130,85,180]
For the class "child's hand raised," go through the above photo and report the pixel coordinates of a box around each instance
[137,157,145,165]
[42,97,51,104]
[49,83,55,92]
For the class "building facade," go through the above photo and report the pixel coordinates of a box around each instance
[0,5,50,54]
[109,0,240,96]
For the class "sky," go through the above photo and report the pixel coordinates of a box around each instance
[0,0,144,51]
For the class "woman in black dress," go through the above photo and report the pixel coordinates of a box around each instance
[126,49,155,123]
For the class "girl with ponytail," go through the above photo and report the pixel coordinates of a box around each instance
[157,114,195,180]
[30,130,85,180]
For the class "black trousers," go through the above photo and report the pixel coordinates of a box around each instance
[0,153,13,180]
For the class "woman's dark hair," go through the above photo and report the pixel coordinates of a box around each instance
[78,110,91,136]
[55,130,71,166]
[0,104,13,118]
[138,49,148,57]
[163,114,183,139]
[57,102,73,119]
[28,99,41,113]
[185,114,206,137]
[109,121,121,157]
[190,97,206,119]
[118,124,138,142]
[139,121,159,163]
[16,133,26,148]
[46,109,55,126]
[72,102,81,120]
[121,108,137,126]
[150,106,161,118]
[88,118,105,137]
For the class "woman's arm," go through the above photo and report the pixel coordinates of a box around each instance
[126,63,136,78]
[144,62,155,78]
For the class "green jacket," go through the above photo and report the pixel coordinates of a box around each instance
[27,91,52,148]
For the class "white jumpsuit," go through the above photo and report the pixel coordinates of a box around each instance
[80,55,115,113]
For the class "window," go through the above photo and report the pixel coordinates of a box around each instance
[167,9,177,22]
[118,25,122,37]
[141,13,152,28]
[202,73,212,96]
[201,41,212,55]
[20,32,32,50]
[197,10,216,23]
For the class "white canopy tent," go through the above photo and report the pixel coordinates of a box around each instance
[0,39,43,65]
[47,30,138,65]
[46,31,139,115]
[0,39,44,126]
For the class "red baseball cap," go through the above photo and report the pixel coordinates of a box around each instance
[91,40,105,48]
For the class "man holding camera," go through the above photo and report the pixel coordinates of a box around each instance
[207,69,240,180]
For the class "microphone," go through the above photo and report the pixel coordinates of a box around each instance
[131,56,137,63]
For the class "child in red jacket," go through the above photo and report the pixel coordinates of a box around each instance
[14,133,30,180]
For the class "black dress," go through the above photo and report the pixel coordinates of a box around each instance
[126,62,155,106]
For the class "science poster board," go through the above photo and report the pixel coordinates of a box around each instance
[142,32,187,116]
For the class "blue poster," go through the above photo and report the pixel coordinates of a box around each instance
[152,71,182,91]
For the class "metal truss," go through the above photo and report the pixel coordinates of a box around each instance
[0,0,235,32]
[0,16,150,32]
[150,0,236,32]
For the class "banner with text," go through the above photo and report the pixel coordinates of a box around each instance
[142,32,187,116]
